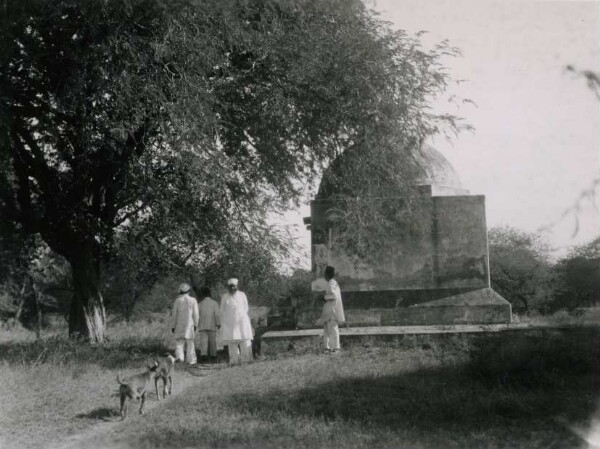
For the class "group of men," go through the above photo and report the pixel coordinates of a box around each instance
[171,266,345,364]
[171,278,253,365]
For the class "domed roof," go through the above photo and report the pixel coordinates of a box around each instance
[316,145,467,199]
[411,145,466,194]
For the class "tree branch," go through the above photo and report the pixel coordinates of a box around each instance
[8,133,42,233]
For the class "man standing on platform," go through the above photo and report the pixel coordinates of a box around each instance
[321,266,345,353]
[219,278,253,364]
[171,282,199,364]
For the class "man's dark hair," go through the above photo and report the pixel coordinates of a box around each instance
[324,266,335,278]
[199,287,212,298]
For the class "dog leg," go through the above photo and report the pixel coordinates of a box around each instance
[155,377,161,401]
[168,375,172,396]
[139,391,146,415]
[120,395,127,420]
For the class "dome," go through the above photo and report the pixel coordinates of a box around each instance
[316,145,468,199]
[411,146,468,196]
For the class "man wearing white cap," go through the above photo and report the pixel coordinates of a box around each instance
[219,278,253,364]
[171,282,199,364]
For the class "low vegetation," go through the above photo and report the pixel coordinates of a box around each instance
[0,319,598,449]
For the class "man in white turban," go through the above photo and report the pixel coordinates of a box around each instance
[171,282,199,364]
[219,278,253,364]
[321,266,345,353]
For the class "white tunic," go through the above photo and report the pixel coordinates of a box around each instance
[321,278,345,324]
[220,291,253,342]
[171,293,199,339]
[198,297,220,331]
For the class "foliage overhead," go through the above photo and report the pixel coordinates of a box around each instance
[1,0,459,264]
[0,0,464,338]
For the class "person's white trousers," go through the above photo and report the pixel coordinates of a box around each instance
[227,340,252,364]
[323,320,340,350]
[175,338,197,364]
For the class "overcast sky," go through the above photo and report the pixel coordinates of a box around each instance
[281,0,600,267]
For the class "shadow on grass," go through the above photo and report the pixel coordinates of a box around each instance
[92,330,600,449]
[76,407,120,422]
[226,365,598,433]
[182,364,226,377]
[219,334,600,446]
[130,361,598,449]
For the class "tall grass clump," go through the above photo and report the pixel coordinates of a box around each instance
[0,318,173,368]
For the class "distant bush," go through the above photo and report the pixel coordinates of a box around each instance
[488,226,557,313]
[550,237,600,312]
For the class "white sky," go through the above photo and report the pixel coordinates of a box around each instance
[279,0,600,267]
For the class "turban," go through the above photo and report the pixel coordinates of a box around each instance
[227,278,239,287]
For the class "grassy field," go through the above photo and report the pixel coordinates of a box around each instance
[0,321,598,449]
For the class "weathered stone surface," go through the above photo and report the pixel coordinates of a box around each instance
[249,306,269,328]
[309,190,490,293]
[296,288,512,329]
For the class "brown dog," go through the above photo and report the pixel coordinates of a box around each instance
[116,361,159,420]
[155,354,176,400]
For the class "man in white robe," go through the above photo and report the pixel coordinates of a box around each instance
[171,282,199,364]
[219,278,253,364]
[321,266,345,353]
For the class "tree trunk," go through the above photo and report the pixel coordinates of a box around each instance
[11,277,28,327]
[32,283,43,339]
[68,245,106,343]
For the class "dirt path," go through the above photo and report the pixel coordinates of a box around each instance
[51,362,225,449]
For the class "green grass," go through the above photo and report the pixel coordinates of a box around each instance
[76,343,597,449]
[0,320,209,449]
[0,322,598,449]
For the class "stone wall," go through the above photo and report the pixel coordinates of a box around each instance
[301,187,511,328]
[309,188,490,294]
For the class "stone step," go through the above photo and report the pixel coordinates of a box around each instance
[259,323,598,356]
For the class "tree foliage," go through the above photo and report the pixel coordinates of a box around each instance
[1,0,461,341]
[488,226,557,313]
[552,237,600,311]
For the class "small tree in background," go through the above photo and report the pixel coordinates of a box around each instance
[0,227,71,332]
[551,237,600,312]
[488,226,557,313]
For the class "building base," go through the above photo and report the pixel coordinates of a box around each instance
[296,288,512,328]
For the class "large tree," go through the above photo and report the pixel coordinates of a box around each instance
[1,0,458,342]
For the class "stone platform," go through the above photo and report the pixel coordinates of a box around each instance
[296,288,512,328]
[259,323,596,356]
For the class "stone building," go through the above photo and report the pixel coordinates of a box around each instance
[300,146,511,327]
